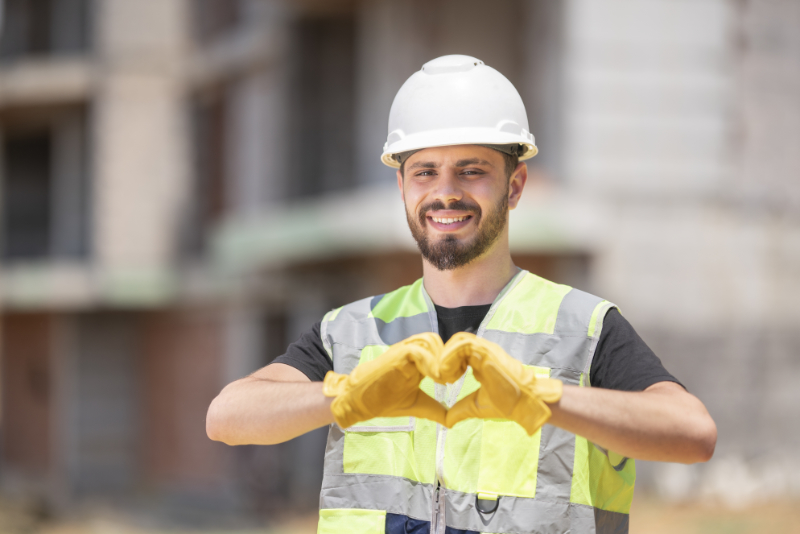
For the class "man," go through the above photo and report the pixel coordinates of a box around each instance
[207,55,717,534]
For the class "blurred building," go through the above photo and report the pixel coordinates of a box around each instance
[0,0,798,520]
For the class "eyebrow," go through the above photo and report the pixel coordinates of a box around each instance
[455,158,493,167]
[406,161,439,171]
[407,158,494,171]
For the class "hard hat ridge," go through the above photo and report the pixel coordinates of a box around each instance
[381,55,538,168]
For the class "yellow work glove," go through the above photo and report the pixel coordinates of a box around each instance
[439,332,563,435]
[323,332,446,429]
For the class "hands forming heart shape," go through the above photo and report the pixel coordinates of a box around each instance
[323,332,563,436]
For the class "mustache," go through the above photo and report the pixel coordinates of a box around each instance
[418,200,481,223]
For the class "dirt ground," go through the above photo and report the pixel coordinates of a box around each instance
[630,497,800,534]
[2,496,800,533]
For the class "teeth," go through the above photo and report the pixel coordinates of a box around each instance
[432,216,468,224]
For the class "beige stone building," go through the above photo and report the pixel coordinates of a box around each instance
[0,0,798,519]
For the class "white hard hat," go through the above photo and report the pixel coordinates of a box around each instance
[381,55,537,168]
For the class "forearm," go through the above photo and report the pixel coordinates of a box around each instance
[206,378,334,446]
[548,382,717,464]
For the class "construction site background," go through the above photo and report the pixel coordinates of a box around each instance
[0,1,798,532]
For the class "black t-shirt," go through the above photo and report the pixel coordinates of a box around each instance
[271,306,681,392]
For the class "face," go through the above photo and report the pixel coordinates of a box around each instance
[397,145,526,271]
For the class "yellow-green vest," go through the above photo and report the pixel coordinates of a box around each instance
[318,271,635,534]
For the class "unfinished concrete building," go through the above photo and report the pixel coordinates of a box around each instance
[0,0,798,518]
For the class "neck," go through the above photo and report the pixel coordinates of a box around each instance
[421,238,518,308]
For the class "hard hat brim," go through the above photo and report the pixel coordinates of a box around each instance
[381,128,537,168]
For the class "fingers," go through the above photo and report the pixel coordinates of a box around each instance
[446,390,494,428]
[330,396,362,429]
[402,332,444,354]
[514,398,553,436]
[533,377,563,404]
[475,361,521,415]
[438,334,477,383]
[406,391,448,426]
[322,371,349,397]
[408,345,441,382]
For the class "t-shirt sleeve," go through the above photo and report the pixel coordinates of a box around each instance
[589,308,683,392]
[270,321,333,382]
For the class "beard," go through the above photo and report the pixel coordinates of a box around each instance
[406,191,509,271]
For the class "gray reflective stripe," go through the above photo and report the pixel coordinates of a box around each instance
[328,314,435,374]
[323,423,345,476]
[531,289,613,506]
[481,330,588,380]
[533,367,581,502]
[319,472,434,522]
[328,317,384,354]
[554,288,605,336]
[330,295,374,327]
[375,314,433,346]
[320,313,333,359]
[330,341,365,375]
[445,487,628,534]
[535,424,576,503]
[319,470,629,534]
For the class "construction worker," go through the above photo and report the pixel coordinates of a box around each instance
[206,55,717,534]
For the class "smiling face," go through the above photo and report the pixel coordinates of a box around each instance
[397,145,526,271]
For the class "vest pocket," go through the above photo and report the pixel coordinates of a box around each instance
[343,418,432,482]
[476,365,551,499]
[318,508,386,534]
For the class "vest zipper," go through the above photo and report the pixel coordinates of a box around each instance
[431,482,447,534]
[432,383,447,534]
[431,484,440,534]
[423,276,523,534]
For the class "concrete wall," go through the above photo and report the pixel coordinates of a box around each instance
[561,0,800,501]
[93,0,191,300]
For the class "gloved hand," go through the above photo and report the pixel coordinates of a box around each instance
[323,332,446,429]
[439,332,563,435]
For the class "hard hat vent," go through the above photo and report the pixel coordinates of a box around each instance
[422,55,484,75]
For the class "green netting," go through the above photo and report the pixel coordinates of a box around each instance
[443,366,549,497]
[486,273,571,335]
[369,278,428,322]
[570,435,635,514]
[342,344,437,484]
[570,372,636,514]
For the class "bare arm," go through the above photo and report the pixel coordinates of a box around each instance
[206,363,334,446]
[548,381,717,464]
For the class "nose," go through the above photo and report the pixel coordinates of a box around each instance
[431,169,463,205]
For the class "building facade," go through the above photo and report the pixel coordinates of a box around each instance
[0,0,798,518]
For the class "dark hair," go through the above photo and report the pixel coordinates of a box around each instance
[400,150,519,179]
[500,152,520,179]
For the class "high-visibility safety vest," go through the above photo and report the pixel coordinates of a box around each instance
[318,271,635,534]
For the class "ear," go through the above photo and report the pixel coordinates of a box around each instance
[508,162,528,210]
[396,169,404,202]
